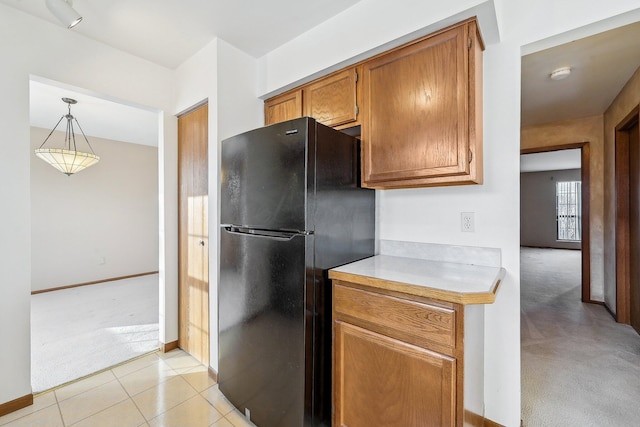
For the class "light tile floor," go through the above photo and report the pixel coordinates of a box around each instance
[0,350,257,427]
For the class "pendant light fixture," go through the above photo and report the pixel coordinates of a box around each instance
[35,97,100,176]
[46,0,83,29]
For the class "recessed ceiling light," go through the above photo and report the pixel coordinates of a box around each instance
[550,67,571,80]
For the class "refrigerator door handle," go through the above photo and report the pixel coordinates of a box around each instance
[221,225,311,241]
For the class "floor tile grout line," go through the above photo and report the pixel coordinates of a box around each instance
[113,368,148,424]
[142,369,207,422]
[59,378,131,427]
[0,395,59,427]
[38,349,161,401]
[117,357,181,398]
[54,391,66,427]
[0,350,208,427]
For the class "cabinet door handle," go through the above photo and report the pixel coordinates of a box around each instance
[199,240,205,246]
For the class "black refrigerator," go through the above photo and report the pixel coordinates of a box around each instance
[219,117,375,427]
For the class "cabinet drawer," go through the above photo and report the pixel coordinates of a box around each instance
[334,284,455,350]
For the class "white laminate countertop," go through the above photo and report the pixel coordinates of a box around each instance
[328,255,506,305]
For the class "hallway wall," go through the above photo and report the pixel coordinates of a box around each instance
[521,115,604,300]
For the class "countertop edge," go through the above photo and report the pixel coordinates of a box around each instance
[329,266,506,305]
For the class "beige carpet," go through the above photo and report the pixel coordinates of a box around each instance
[521,247,640,426]
[31,274,159,393]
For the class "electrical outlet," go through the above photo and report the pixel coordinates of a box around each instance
[461,212,475,232]
[98,256,106,265]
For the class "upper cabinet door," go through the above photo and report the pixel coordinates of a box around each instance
[361,20,483,189]
[303,67,359,128]
[264,89,303,125]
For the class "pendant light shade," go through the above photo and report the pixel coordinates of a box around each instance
[35,98,100,176]
[46,0,83,29]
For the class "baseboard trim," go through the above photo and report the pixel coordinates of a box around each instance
[484,418,505,427]
[208,367,218,382]
[464,410,484,426]
[161,340,179,353]
[0,393,33,417]
[31,271,159,295]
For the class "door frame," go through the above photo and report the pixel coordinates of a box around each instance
[521,142,592,302]
[614,106,640,324]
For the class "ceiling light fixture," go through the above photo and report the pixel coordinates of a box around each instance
[35,98,100,176]
[550,66,571,80]
[46,0,82,29]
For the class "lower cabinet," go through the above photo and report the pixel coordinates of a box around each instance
[334,321,456,427]
[332,281,485,427]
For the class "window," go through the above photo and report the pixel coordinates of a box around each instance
[556,181,581,241]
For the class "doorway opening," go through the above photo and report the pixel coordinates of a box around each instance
[29,76,162,392]
[521,144,591,301]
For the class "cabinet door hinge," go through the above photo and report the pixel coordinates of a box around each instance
[469,149,473,163]
[468,36,472,50]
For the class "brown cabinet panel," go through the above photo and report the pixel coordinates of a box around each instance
[334,321,455,427]
[334,283,455,350]
[361,20,483,188]
[332,275,488,426]
[264,90,303,125]
[304,68,358,128]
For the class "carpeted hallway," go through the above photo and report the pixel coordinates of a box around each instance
[521,247,640,426]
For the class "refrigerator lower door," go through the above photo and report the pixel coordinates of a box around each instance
[219,227,313,427]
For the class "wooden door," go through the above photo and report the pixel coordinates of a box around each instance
[178,103,209,365]
[334,321,456,427]
[264,90,303,125]
[630,120,640,334]
[303,67,359,128]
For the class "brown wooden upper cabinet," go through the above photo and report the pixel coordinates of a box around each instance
[362,19,483,188]
[264,67,360,128]
[264,89,303,125]
[263,18,484,189]
[303,67,359,128]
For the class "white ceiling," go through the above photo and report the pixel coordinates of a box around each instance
[0,0,363,69]
[520,149,581,173]
[522,20,640,127]
[29,79,159,147]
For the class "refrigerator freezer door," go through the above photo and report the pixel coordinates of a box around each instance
[219,227,312,427]
[220,118,312,232]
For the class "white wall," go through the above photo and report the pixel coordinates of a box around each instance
[175,38,262,371]
[0,4,177,406]
[30,128,159,292]
[257,0,640,425]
